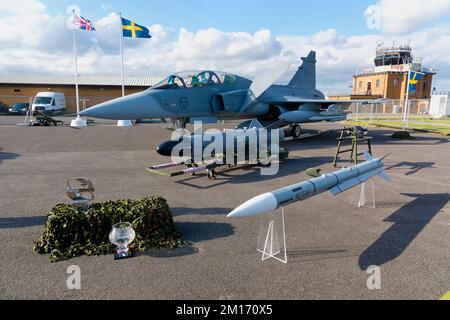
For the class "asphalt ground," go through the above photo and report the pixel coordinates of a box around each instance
[0,115,449,299]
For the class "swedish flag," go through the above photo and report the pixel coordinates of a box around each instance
[122,18,151,39]
[409,71,424,92]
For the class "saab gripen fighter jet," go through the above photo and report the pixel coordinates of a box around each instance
[80,51,369,138]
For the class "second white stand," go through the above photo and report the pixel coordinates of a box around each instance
[257,207,287,264]
[358,179,376,208]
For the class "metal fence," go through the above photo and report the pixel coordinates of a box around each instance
[348,99,431,122]
[347,98,450,133]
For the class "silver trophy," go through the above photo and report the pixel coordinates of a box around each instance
[66,177,95,209]
[109,222,136,260]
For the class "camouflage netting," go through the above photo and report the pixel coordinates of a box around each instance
[34,196,184,262]
[391,131,415,140]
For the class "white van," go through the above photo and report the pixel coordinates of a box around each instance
[32,92,66,115]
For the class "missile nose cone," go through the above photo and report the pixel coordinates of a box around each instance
[79,92,162,120]
[156,140,181,157]
[227,193,278,218]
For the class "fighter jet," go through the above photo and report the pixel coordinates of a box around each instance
[80,51,369,138]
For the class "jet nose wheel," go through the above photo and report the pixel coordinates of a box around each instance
[290,124,302,139]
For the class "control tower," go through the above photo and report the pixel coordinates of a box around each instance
[352,44,436,100]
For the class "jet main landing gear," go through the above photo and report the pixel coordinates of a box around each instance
[290,124,302,139]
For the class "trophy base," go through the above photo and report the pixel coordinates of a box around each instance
[114,249,134,260]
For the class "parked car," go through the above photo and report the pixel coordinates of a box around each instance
[8,102,30,115]
[0,101,9,114]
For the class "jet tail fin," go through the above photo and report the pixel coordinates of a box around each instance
[288,51,316,89]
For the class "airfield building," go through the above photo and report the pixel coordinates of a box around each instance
[329,45,436,101]
[0,75,163,113]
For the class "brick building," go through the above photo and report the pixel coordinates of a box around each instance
[329,45,436,101]
[0,75,163,113]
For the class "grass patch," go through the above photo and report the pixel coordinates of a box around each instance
[348,119,450,136]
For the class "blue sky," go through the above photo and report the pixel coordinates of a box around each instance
[42,0,450,36]
[2,0,450,90]
[43,0,382,36]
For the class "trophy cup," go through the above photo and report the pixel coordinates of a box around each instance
[66,177,95,210]
[109,222,136,260]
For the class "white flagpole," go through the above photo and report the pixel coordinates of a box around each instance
[403,68,411,130]
[72,10,80,115]
[119,12,125,97]
[70,10,87,127]
[117,12,132,127]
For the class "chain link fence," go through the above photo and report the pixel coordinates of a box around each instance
[348,98,450,134]
[348,99,431,122]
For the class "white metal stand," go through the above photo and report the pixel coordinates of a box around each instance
[358,179,376,208]
[117,120,132,127]
[20,96,33,126]
[71,115,87,127]
[257,207,287,263]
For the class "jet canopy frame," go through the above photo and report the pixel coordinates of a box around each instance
[152,70,238,90]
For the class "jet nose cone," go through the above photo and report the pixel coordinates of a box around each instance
[156,140,182,157]
[79,92,162,120]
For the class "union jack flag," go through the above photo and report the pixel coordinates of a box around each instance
[73,14,96,31]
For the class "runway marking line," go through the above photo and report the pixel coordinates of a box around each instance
[440,291,450,300]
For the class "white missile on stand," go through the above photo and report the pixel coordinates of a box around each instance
[227,152,390,218]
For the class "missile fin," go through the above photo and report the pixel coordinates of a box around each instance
[330,186,342,196]
[364,151,373,161]
[330,177,362,195]
[329,168,384,195]
[378,171,391,181]
[358,168,383,182]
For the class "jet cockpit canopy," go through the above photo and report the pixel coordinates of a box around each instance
[152,70,238,90]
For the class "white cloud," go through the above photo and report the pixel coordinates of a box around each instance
[0,0,51,48]
[168,28,282,63]
[0,0,449,92]
[367,0,450,34]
